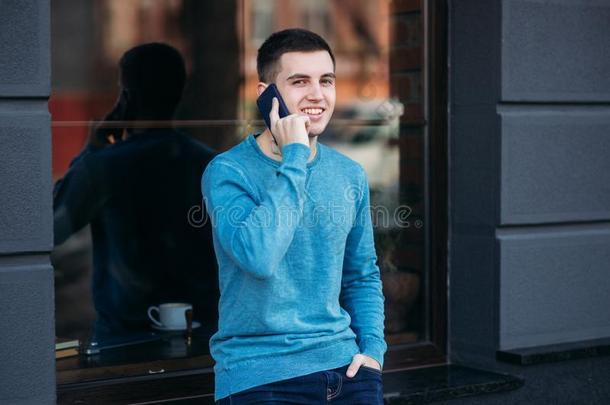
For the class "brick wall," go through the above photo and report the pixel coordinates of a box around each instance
[389,0,425,275]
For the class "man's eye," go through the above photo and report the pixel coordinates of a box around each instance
[292,80,306,85]
[321,79,335,86]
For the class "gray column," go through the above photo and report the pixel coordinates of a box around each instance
[449,0,610,367]
[0,1,55,403]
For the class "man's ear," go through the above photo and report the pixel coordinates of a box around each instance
[256,82,268,97]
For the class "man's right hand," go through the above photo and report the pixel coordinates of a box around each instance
[87,90,130,150]
[269,97,310,150]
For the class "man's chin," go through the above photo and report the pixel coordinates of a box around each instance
[308,123,329,136]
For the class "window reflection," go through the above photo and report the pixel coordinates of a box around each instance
[53,43,219,349]
[52,0,425,369]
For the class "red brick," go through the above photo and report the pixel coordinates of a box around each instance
[390,74,411,101]
[391,0,422,14]
[399,103,424,123]
[390,47,423,71]
[391,14,422,46]
[400,135,424,160]
[391,72,421,102]
[391,16,408,44]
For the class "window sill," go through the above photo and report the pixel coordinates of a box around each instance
[57,364,522,404]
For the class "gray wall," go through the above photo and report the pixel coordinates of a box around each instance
[449,0,610,367]
[0,0,55,403]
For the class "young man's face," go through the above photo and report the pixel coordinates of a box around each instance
[264,50,336,136]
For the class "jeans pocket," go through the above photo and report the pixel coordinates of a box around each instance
[359,365,383,375]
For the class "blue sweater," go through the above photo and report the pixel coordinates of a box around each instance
[201,133,387,400]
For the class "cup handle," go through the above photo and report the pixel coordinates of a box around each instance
[147,306,163,327]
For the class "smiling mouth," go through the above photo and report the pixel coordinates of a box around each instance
[301,107,325,115]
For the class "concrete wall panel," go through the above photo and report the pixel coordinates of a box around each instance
[0,103,52,253]
[0,0,50,96]
[0,259,55,403]
[502,0,610,101]
[500,107,610,224]
[498,224,610,349]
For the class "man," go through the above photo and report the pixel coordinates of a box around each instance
[202,29,387,403]
[54,43,219,339]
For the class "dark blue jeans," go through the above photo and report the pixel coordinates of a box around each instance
[216,363,383,404]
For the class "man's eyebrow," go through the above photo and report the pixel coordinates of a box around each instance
[286,73,336,80]
[286,74,310,81]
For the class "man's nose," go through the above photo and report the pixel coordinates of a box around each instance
[307,84,324,100]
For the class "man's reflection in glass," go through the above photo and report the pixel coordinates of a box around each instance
[53,43,218,341]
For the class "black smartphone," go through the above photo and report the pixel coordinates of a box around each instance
[256,83,290,130]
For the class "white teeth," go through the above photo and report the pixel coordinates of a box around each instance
[302,108,323,115]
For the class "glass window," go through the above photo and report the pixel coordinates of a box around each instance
[52,0,434,383]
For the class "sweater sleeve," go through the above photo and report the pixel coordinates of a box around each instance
[339,169,387,368]
[53,147,108,246]
[201,143,310,280]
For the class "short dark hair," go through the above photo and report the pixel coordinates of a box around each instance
[257,28,335,83]
[119,43,186,118]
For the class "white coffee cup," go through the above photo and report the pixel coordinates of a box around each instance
[147,303,192,329]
